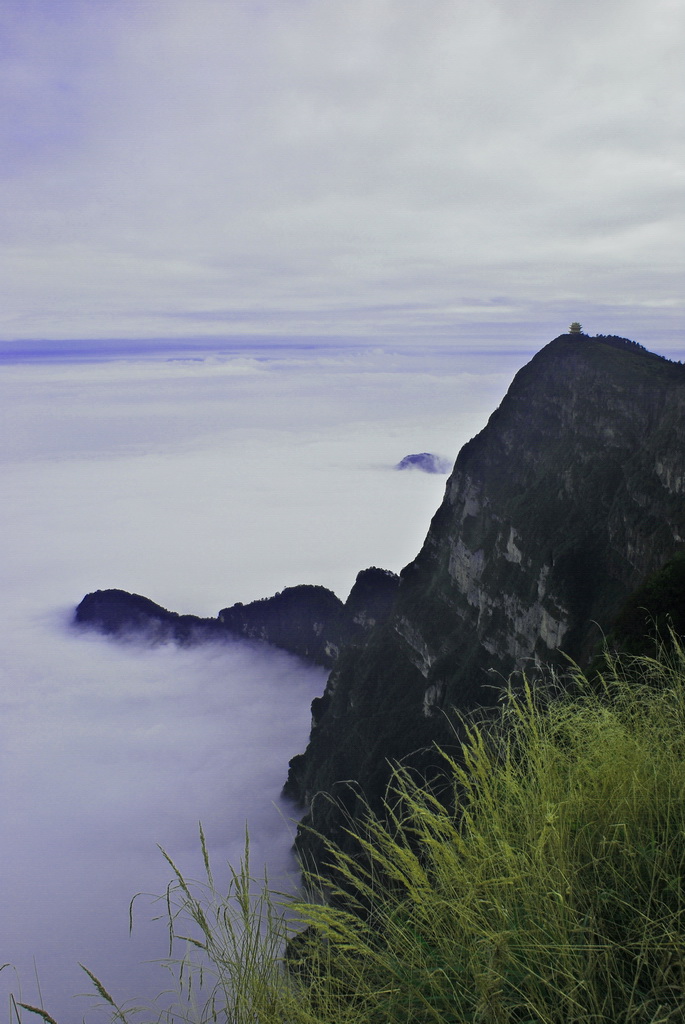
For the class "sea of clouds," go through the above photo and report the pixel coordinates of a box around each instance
[0,341,522,1020]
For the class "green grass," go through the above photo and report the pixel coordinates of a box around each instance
[20,641,685,1023]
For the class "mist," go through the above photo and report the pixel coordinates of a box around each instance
[0,341,519,1019]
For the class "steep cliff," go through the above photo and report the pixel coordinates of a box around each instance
[285,335,685,862]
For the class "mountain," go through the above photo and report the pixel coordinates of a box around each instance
[284,334,685,866]
[73,589,223,643]
[217,569,399,665]
[74,568,399,669]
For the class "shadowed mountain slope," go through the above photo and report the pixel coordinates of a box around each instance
[284,335,685,864]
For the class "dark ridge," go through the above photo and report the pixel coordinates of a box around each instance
[591,334,677,363]
[73,589,222,644]
[74,569,400,669]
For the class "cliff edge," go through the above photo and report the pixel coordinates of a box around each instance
[285,335,685,863]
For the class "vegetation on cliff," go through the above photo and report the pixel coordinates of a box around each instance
[63,639,685,1024]
[607,552,685,659]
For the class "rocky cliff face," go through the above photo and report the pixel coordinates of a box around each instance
[217,569,399,666]
[285,335,685,863]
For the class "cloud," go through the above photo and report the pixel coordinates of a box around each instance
[0,605,327,1019]
[0,0,683,344]
[0,342,522,1016]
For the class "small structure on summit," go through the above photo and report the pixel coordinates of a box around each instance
[569,321,583,334]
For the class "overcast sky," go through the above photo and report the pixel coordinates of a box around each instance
[1,0,683,349]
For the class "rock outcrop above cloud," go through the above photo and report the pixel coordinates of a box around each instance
[74,568,400,669]
[74,589,222,643]
[284,335,685,869]
[395,452,452,473]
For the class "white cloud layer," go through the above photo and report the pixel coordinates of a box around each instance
[1,0,683,347]
[0,342,520,1019]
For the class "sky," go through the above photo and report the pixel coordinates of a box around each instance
[1,0,683,352]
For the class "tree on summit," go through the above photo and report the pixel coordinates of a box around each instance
[569,321,583,334]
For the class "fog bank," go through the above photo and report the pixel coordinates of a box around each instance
[0,342,516,1019]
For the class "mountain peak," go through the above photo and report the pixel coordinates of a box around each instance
[286,335,685,869]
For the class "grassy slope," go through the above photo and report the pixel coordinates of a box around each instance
[72,640,685,1024]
